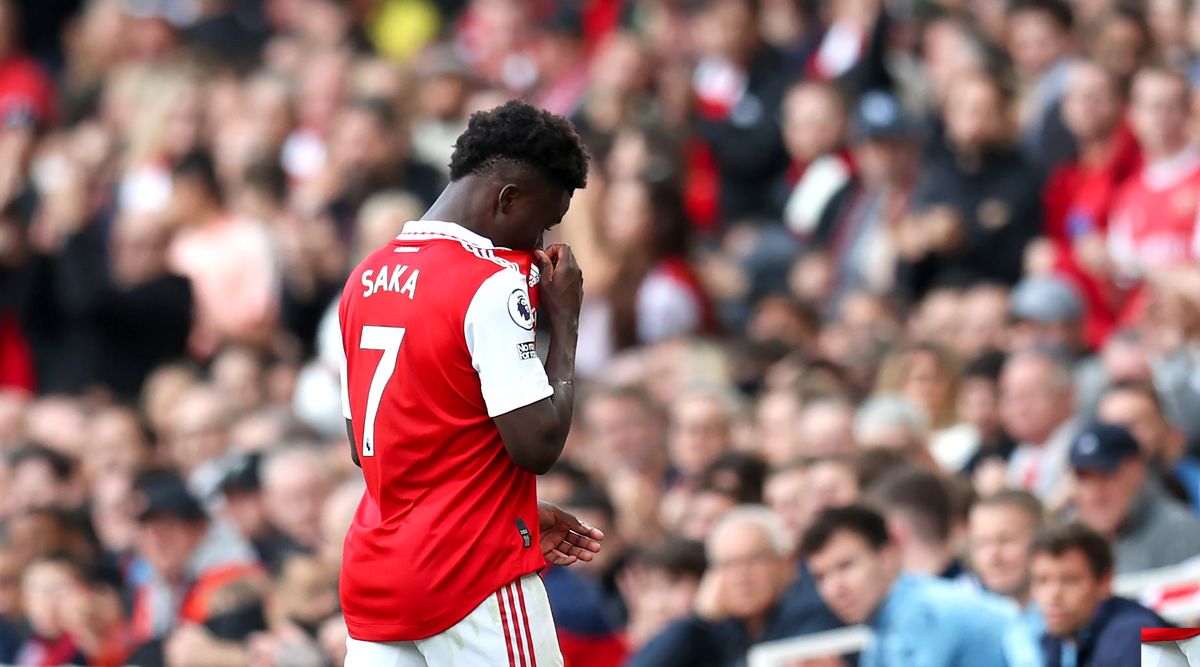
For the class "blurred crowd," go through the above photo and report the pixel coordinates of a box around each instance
[2,0,1200,665]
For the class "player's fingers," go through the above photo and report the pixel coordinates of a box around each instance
[549,548,577,566]
[556,511,604,542]
[533,249,555,282]
[558,538,597,561]
[563,531,602,553]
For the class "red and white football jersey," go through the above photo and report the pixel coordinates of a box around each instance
[1108,146,1200,278]
[337,220,551,642]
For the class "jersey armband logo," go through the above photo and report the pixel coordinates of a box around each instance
[508,289,535,330]
[517,341,537,360]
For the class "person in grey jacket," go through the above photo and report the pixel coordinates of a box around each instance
[1067,421,1200,573]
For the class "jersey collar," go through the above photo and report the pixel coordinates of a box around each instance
[396,220,495,249]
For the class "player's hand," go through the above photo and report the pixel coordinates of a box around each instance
[534,243,583,329]
[537,501,603,566]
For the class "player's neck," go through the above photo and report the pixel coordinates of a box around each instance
[421,179,492,243]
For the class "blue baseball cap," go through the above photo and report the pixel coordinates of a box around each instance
[1069,422,1142,473]
[854,90,912,141]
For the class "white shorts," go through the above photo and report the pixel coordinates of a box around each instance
[345,573,563,667]
[1143,637,1200,666]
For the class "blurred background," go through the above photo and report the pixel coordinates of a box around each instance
[0,0,1200,665]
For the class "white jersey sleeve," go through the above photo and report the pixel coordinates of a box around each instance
[464,268,553,418]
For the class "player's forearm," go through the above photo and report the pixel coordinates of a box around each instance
[544,319,578,449]
[545,318,578,388]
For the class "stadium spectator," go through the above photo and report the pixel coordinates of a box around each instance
[1108,66,1200,279]
[899,70,1043,297]
[631,506,839,667]
[667,389,737,485]
[794,395,856,457]
[618,538,706,651]
[1066,421,1200,573]
[1097,380,1200,511]
[1031,521,1166,667]
[1002,347,1080,505]
[5,444,82,515]
[1042,61,1141,349]
[868,466,965,580]
[801,504,1040,667]
[687,0,790,225]
[967,490,1046,633]
[257,446,331,572]
[1007,0,1078,169]
[774,81,852,238]
[954,349,1017,480]
[852,394,930,462]
[125,469,263,652]
[166,150,279,358]
[815,90,917,303]
[1008,275,1087,358]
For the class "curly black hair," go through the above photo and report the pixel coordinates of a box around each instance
[449,100,589,191]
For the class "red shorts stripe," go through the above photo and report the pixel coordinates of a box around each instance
[515,579,538,667]
[505,584,529,667]
[496,590,516,667]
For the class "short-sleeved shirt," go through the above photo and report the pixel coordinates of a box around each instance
[338,220,551,641]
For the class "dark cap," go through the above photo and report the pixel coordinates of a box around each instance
[218,453,261,495]
[1069,422,1141,473]
[134,469,207,522]
[854,90,912,141]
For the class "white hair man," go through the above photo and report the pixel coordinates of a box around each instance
[629,505,842,667]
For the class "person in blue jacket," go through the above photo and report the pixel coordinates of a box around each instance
[1030,521,1167,667]
[800,504,1041,667]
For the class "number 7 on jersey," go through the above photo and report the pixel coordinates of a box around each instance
[359,325,406,457]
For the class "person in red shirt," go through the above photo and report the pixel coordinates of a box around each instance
[1042,60,1141,348]
[1108,66,1200,280]
[338,100,604,667]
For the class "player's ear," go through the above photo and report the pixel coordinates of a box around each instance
[498,184,520,215]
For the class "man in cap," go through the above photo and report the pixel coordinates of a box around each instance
[806,89,920,301]
[1068,422,1200,573]
[1009,274,1086,357]
[127,469,263,649]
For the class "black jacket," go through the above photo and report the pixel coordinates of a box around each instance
[899,146,1043,298]
[694,45,793,225]
[21,226,191,397]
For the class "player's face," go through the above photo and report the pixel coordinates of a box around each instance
[500,178,571,251]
